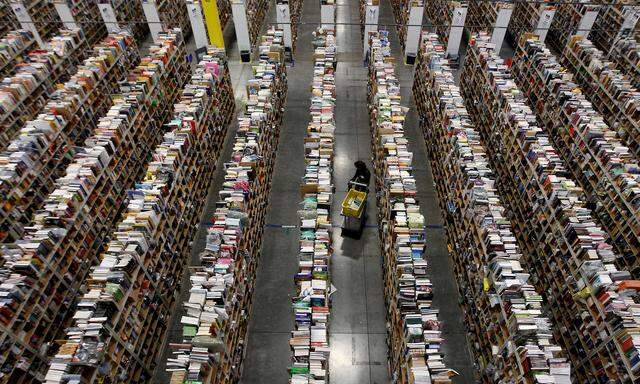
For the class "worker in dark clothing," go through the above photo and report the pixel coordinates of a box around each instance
[350,161,371,191]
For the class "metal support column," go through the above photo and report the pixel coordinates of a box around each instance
[321,0,335,30]
[187,1,209,52]
[52,1,78,29]
[490,4,512,52]
[10,1,43,47]
[363,1,379,56]
[446,4,467,60]
[534,5,555,42]
[98,2,121,33]
[404,3,423,64]
[141,0,163,42]
[232,0,251,62]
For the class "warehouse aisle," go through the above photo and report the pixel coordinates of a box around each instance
[379,1,476,382]
[239,1,318,382]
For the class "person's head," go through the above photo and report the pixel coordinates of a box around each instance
[354,160,367,170]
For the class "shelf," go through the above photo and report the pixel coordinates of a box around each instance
[460,31,640,383]
[0,29,35,79]
[0,29,188,383]
[0,2,19,37]
[367,30,454,384]
[45,43,235,384]
[0,31,140,244]
[425,0,467,49]
[607,38,640,90]
[589,1,640,55]
[66,0,109,47]
[467,1,512,35]
[289,27,335,384]
[547,1,601,53]
[105,0,150,42]
[506,1,556,46]
[164,28,287,384]
[14,0,63,42]
[389,0,421,53]
[414,31,571,384]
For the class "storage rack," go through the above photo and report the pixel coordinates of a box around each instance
[0,32,139,244]
[11,0,63,42]
[466,1,512,34]
[218,0,232,30]
[164,28,287,384]
[389,0,420,53]
[547,1,600,53]
[511,35,640,279]
[0,2,18,36]
[45,47,234,384]
[607,38,640,90]
[0,28,87,152]
[460,32,640,383]
[106,0,150,42]
[0,29,35,78]
[290,0,303,52]
[560,35,640,164]
[367,30,454,384]
[414,31,571,384]
[244,0,269,46]
[590,1,640,54]
[424,0,467,49]
[289,27,335,384]
[63,0,108,47]
[0,29,187,383]
[506,1,555,46]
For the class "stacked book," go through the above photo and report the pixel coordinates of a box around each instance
[0,31,139,243]
[547,1,601,53]
[590,1,640,54]
[165,28,287,384]
[414,32,571,384]
[0,29,35,78]
[507,1,556,45]
[0,28,87,152]
[367,30,454,384]
[424,0,468,49]
[0,29,188,383]
[512,36,640,281]
[44,46,234,384]
[0,3,18,37]
[608,38,640,90]
[460,32,640,383]
[63,0,108,47]
[290,27,336,384]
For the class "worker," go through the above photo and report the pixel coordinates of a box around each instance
[350,160,371,191]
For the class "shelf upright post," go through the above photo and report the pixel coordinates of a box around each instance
[490,4,512,52]
[231,0,251,62]
[186,0,209,51]
[276,0,293,59]
[320,0,335,30]
[575,5,599,37]
[52,1,78,29]
[533,5,555,42]
[404,2,423,64]
[9,1,43,47]
[141,0,163,42]
[98,1,121,33]
[446,3,467,58]
[363,1,379,56]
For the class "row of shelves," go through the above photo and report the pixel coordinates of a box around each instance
[44,44,235,384]
[0,31,139,244]
[289,27,335,384]
[460,31,640,383]
[0,29,189,383]
[164,27,287,384]
[367,30,453,384]
[414,31,571,384]
[0,29,35,78]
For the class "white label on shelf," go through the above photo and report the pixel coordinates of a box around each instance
[446,6,467,56]
[187,1,208,50]
[405,5,423,61]
[231,1,251,55]
[321,3,335,30]
[534,6,555,42]
[98,3,121,33]
[276,3,292,49]
[576,8,598,37]
[10,1,43,47]
[363,4,379,55]
[141,0,163,43]
[490,6,512,51]
[53,2,78,29]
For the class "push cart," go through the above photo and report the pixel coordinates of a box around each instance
[341,181,368,236]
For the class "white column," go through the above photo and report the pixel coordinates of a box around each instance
[617,6,640,40]
[142,0,163,42]
[363,3,379,56]
[53,1,78,29]
[98,2,121,33]
[186,0,209,50]
[276,2,292,51]
[575,6,599,37]
[534,5,555,42]
[10,1,43,47]
[446,4,467,57]
[232,0,251,62]
[490,5,512,51]
[320,1,335,30]
[404,3,423,64]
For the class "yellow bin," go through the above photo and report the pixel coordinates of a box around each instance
[341,188,367,218]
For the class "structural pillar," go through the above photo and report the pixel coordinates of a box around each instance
[320,0,335,30]
[404,2,423,64]
[52,1,78,29]
[575,5,599,37]
[10,1,43,47]
[490,4,512,52]
[232,0,251,62]
[98,2,121,33]
[201,0,225,48]
[534,5,556,42]
[276,0,293,58]
[446,3,467,59]
[363,1,379,56]
[186,1,209,51]
[141,0,163,42]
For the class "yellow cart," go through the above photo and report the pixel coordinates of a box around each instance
[341,181,368,235]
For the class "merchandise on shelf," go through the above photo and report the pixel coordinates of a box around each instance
[0,29,35,78]
[590,1,640,54]
[414,31,571,384]
[11,0,63,42]
[547,1,600,53]
[0,31,139,243]
[45,45,234,384]
[367,30,455,384]
[424,0,467,50]
[467,1,512,35]
[506,1,556,45]
[164,28,287,384]
[0,2,19,36]
[607,37,640,90]
[0,29,188,383]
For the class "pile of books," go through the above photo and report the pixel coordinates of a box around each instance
[424,0,467,49]
[608,38,640,90]
[290,28,336,384]
[0,31,139,243]
[62,0,108,47]
[44,46,234,384]
[104,0,149,42]
[414,32,571,384]
[507,1,556,45]
[0,29,35,78]
[0,29,188,383]
[367,30,453,384]
[512,36,640,280]
[0,28,87,152]
[165,28,287,384]
[13,0,63,42]
[460,32,640,383]
[590,1,640,55]
[547,1,601,53]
